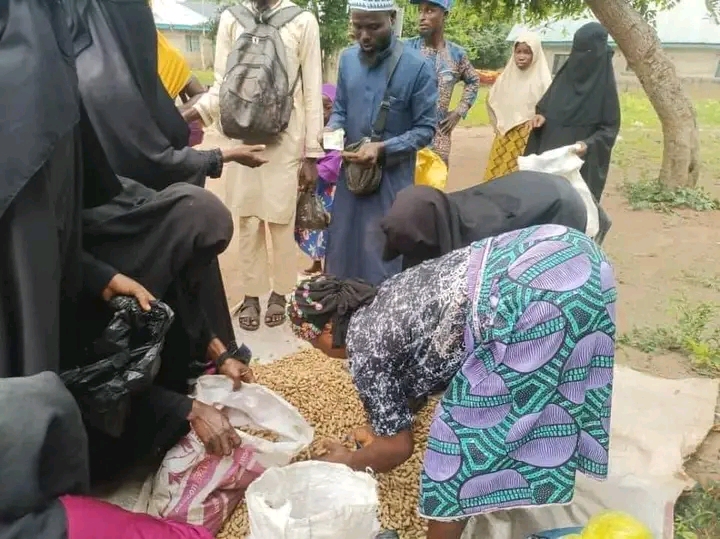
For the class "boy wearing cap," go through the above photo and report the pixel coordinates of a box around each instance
[406,0,480,164]
[324,0,438,286]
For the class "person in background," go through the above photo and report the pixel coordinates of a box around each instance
[524,22,621,202]
[484,32,551,181]
[406,0,479,165]
[296,84,343,275]
[289,224,616,539]
[324,0,437,285]
[186,0,325,331]
[381,170,589,269]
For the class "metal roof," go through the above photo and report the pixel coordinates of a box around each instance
[181,0,223,19]
[152,0,210,30]
[507,0,720,46]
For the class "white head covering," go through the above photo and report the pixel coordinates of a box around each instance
[487,32,552,136]
[348,0,396,11]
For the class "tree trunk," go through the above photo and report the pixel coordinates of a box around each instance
[586,0,700,188]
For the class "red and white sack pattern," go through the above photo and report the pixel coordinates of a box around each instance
[148,376,314,534]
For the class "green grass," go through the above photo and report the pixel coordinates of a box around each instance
[193,69,215,86]
[620,179,719,212]
[683,271,720,293]
[618,297,720,376]
[675,482,720,539]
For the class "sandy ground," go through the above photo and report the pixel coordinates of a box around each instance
[202,126,720,485]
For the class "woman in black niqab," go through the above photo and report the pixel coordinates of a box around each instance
[380,171,589,270]
[524,22,621,201]
[63,0,254,388]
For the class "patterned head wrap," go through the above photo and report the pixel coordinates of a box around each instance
[347,0,396,11]
[288,275,378,348]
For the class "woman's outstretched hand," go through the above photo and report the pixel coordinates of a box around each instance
[223,145,268,168]
[188,400,241,457]
[102,274,155,311]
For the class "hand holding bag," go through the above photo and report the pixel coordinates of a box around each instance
[344,42,404,196]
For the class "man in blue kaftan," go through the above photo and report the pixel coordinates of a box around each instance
[324,0,437,285]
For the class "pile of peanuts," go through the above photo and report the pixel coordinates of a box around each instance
[218,348,438,539]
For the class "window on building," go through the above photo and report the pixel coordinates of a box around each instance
[185,34,201,53]
[552,54,570,75]
[715,59,720,78]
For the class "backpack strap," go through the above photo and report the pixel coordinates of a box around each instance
[371,41,405,140]
[263,5,304,29]
[228,4,258,31]
[265,6,305,97]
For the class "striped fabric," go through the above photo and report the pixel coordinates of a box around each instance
[156,30,192,99]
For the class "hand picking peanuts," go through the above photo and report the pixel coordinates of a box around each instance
[217,349,438,539]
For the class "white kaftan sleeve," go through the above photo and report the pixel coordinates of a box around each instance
[298,14,325,159]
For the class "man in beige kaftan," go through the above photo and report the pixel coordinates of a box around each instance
[189,0,324,330]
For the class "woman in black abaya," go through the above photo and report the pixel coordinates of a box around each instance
[0,0,121,378]
[524,22,621,201]
[64,0,257,377]
[380,171,592,270]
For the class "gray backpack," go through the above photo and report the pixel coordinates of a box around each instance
[219,4,303,143]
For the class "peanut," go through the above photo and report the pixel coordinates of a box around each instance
[217,348,437,539]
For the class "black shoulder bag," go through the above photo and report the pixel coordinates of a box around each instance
[344,41,404,196]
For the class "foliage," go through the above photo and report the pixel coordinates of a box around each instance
[206,0,233,41]
[295,0,351,61]
[674,482,720,539]
[621,179,720,212]
[397,0,511,68]
[617,297,720,376]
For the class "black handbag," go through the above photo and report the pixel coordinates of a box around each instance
[295,189,330,230]
[344,41,404,196]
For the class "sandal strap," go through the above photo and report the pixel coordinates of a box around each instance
[267,293,287,307]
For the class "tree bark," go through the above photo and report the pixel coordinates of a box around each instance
[586,0,700,188]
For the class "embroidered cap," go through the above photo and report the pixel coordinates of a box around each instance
[409,0,454,10]
[348,0,397,11]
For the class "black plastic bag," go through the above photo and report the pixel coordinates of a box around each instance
[61,296,174,438]
[295,190,330,230]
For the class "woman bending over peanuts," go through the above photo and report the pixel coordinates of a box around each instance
[288,224,617,539]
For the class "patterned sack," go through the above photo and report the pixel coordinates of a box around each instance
[148,376,314,534]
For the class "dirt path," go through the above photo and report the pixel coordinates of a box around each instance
[205,126,720,484]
